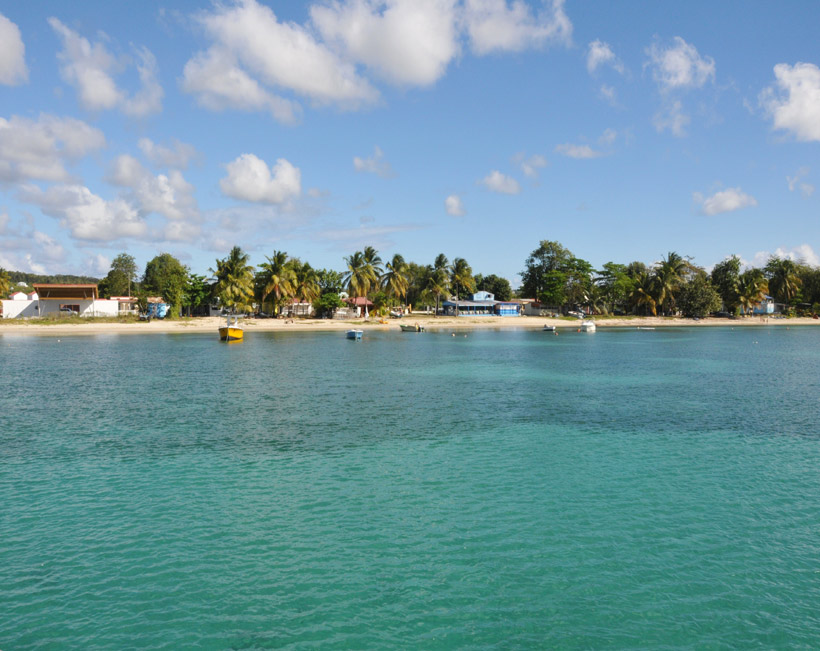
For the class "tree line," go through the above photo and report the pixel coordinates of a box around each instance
[2,239,818,318]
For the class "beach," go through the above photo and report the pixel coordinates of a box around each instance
[0,313,817,335]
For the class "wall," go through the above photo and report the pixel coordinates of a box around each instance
[1,300,39,318]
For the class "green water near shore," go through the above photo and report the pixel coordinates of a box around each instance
[3,327,820,648]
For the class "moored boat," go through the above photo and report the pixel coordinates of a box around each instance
[219,315,244,342]
[543,325,556,332]
[400,324,424,332]
[580,320,596,332]
[346,329,363,340]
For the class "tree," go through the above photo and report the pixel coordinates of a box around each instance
[426,265,449,316]
[362,246,383,279]
[212,246,255,313]
[476,274,512,301]
[343,250,378,297]
[652,251,689,316]
[630,270,657,316]
[142,253,189,317]
[381,254,409,302]
[0,267,11,298]
[765,256,802,305]
[314,292,344,318]
[737,269,769,315]
[292,260,320,304]
[183,273,210,317]
[520,240,574,307]
[257,250,296,315]
[105,253,138,297]
[676,275,721,318]
[449,257,475,303]
[405,262,432,309]
[710,255,741,313]
[595,262,634,315]
[317,269,345,294]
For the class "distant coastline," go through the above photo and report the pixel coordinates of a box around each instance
[1,314,817,336]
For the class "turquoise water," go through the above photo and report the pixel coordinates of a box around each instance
[3,326,820,648]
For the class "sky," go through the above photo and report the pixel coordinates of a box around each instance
[0,0,819,286]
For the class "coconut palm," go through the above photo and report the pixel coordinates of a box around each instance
[737,269,769,315]
[765,257,801,305]
[630,270,657,316]
[258,250,296,315]
[211,246,255,313]
[653,251,688,315]
[0,267,11,298]
[426,266,449,317]
[450,257,475,300]
[292,260,320,304]
[362,246,383,279]
[343,250,378,297]
[381,254,409,301]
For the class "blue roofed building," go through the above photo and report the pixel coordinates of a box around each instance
[442,291,521,317]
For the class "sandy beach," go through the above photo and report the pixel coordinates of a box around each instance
[1,314,817,336]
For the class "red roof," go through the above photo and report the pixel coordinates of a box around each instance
[344,296,374,307]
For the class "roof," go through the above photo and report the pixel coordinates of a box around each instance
[344,296,374,307]
[33,283,98,300]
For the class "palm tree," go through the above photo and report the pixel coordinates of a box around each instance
[737,269,769,315]
[630,270,657,316]
[362,246,383,279]
[292,261,320,305]
[426,266,449,317]
[0,268,11,298]
[343,251,378,297]
[258,250,296,316]
[211,246,255,313]
[381,254,409,302]
[449,257,475,316]
[653,251,688,315]
[765,257,801,305]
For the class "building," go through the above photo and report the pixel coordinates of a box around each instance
[442,291,521,317]
[0,284,119,318]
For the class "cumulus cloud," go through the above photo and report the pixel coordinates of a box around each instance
[220,153,301,204]
[20,184,148,241]
[183,0,377,120]
[555,143,604,159]
[0,12,27,85]
[480,170,520,194]
[85,253,111,276]
[33,230,65,262]
[312,0,459,86]
[108,154,199,222]
[694,187,758,216]
[353,146,394,177]
[138,138,200,170]
[787,167,815,197]
[464,0,572,55]
[646,36,715,92]
[514,152,547,178]
[0,114,106,183]
[653,99,690,137]
[49,18,163,117]
[750,244,820,268]
[760,62,820,142]
[445,194,465,216]
[587,40,623,74]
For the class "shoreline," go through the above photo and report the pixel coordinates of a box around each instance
[0,314,817,336]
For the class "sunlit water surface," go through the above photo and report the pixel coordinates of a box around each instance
[3,326,820,648]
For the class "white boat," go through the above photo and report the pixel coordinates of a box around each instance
[346,329,363,340]
[580,320,596,332]
[543,325,556,332]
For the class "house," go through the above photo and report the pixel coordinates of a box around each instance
[281,299,314,318]
[442,291,521,317]
[31,283,119,317]
[343,296,374,318]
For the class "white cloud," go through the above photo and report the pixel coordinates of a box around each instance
[353,146,394,177]
[695,187,758,216]
[138,138,200,170]
[599,84,616,103]
[109,154,199,222]
[184,0,377,119]
[464,0,572,55]
[587,40,623,74]
[787,167,815,198]
[33,230,65,262]
[599,128,617,146]
[48,18,163,117]
[0,13,27,85]
[760,62,820,142]
[514,152,547,178]
[0,114,106,183]
[220,153,301,204]
[311,0,459,86]
[20,184,148,241]
[85,253,110,276]
[555,143,603,159]
[480,170,520,194]
[445,194,465,216]
[653,99,690,137]
[646,36,715,92]
[750,244,820,268]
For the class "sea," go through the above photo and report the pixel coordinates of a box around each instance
[2,325,820,649]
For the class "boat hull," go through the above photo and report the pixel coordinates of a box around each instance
[346,329,363,340]
[219,326,244,341]
[400,324,424,332]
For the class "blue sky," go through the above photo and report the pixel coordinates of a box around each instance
[0,0,818,286]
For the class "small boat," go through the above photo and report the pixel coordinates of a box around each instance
[637,326,655,330]
[346,329,363,340]
[542,325,556,332]
[219,315,244,342]
[400,324,424,332]
[580,320,596,332]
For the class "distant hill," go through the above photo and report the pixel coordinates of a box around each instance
[9,271,100,285]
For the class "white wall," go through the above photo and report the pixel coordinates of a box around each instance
[1,300,39,318]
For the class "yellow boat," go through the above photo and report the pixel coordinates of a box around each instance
[219,315,244,342]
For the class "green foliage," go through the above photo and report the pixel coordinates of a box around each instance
[316,269,344,294]
[313,292,344,317]
[183,273,210,316]
[0,268,12,297]
[710,255,741,313]
[765,256,802,305]
[475,274,512,301]
[676,275,722,317]
[381,254,409,301]
[212,246,255,313]
[8,271,98,285]
[143,253,189,317]
[520,240,573,306]
[371,290,394,310]
[103,253,139,297]
[594,262,635,315]
[449,257,475,301]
